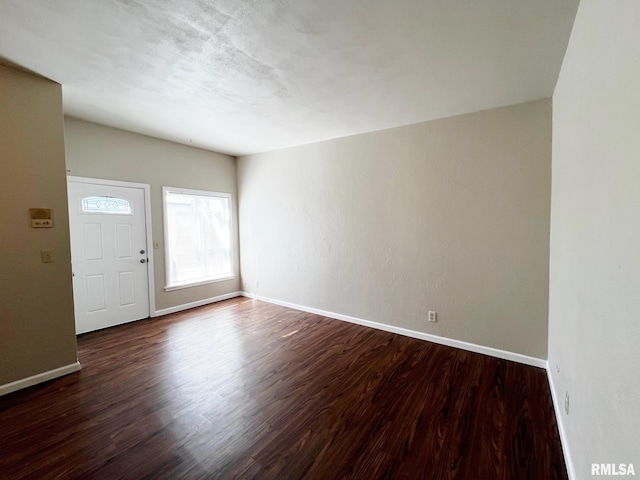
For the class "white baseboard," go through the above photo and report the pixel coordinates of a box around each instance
[152,291,243,317]
[241,292,546,369]
[546,366,575,480]
[0,361,81,397]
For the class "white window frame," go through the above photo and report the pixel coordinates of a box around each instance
[162,186,235,291]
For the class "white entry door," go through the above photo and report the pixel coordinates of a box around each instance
[68,179,151,334]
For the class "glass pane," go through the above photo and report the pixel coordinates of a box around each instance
[82,196,132,215]
[165,192,232,286]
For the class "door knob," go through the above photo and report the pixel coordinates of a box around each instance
[140,249,146,254]
[140,259,147,263]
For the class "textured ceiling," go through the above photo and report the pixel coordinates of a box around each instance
[0,1,579,156]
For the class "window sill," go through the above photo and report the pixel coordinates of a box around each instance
[164,275,236,292]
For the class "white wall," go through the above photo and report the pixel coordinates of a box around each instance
[549,1,640,477]
[238,99,551,359]
[64,118,240,312]
[0,65,78,387]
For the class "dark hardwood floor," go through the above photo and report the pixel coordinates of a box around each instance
[0,298,567,479]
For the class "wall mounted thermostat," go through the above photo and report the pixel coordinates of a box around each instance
[30,208,53,228]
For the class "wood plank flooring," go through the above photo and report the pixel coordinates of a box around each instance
[0,298,567,479]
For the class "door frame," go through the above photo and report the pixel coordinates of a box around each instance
[67,176,156,319]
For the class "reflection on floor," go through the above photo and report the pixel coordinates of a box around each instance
[0,297,567,479]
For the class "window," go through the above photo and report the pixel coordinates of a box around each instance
[162,187,234,290]
[82,196,131,214]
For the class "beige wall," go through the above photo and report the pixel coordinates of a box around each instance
[64,117,240,312]
[0,65,78,386]
[238,99,551,359]
[549,1,640,477]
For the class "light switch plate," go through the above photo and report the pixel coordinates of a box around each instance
[41,250,54,263]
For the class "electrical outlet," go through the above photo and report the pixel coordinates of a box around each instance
[428,311,437,322]
[256,281,260,288]
[556,363,560,373]
[41,250,54,263]
[564,392,570,415]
